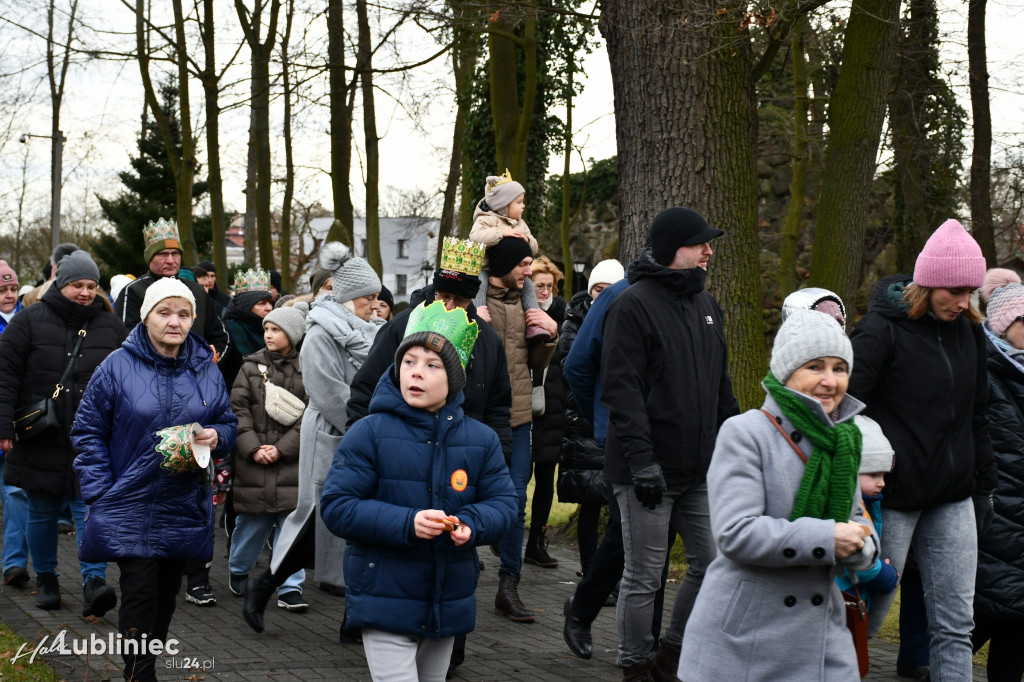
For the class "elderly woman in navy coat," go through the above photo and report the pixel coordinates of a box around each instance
[72,278,237,682]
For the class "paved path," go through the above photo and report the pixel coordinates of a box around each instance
[0,519,986,681]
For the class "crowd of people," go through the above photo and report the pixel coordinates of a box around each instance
[0,171,1021,682]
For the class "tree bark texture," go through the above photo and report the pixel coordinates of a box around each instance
[201,0,229,281]
[600,0,764,409]
[808,0,902,308]
[356,0,382,276]
[968,0,995,264]
[486,2,536,182]
[439,26,479,264]
[780,17,810,298]
[327,0,355,246]
[280,0,295,290]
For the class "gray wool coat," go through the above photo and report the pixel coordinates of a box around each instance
[270,303,383,587]
[679,389,878,682]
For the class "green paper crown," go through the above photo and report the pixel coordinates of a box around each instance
[404,300,479,368]
[143,217,180,248]
[234,268,271,294]
[439,237,486,276]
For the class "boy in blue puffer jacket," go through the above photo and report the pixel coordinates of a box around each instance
[320,300,517,681]
[836,415,900,610]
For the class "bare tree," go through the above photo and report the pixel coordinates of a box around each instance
[969,0,995,264]
[279,0,295,289]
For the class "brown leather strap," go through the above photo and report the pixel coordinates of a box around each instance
[760,409,808,464]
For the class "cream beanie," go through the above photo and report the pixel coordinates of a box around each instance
[140,278,196,323]
[588,259,624,295]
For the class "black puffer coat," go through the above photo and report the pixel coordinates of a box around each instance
[974,331,1024,622]
[848,274,996,510]
[557,291,606,504]
[0,285,128,496]
[531,296,566,464]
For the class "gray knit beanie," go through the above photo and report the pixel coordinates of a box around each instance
[483,172,526,213]
[264,306,308,349]
[319,242,381,303]
[855,415,894,473]
[55,250,101,289]
[770,309,854,383]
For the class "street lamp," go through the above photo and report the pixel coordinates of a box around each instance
[573,261,586,296]
[20,130,65,254]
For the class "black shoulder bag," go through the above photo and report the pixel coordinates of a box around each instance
[12,322,89,443]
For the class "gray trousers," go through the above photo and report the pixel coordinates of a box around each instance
[866,498,977,682]
[361,629,455,682]
[613,481,716,667]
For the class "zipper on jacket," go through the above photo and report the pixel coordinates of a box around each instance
[935,328,958,478]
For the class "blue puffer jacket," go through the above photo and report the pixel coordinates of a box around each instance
[320,368,517,640]
[71,325,237,563]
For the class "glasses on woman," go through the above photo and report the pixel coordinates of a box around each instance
[534,283,554,292]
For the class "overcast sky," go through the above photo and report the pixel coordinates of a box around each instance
[0,0,1021,239]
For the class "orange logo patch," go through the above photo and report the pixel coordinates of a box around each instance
[451,469,468,492]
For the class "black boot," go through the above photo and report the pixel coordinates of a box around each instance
[650,638,681,682]
[524,525,558,568]
[563,596,593,659]
[242,573,276,633]
[82,576,117,618]
[495,575,534,622]
[622,659,654,682]
[35,572,61,610]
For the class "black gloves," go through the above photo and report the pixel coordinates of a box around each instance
[973,493,994,536]
[631,464,667,510]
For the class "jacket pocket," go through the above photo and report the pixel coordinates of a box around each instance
[312,428,343,486]
[722,579,756,637]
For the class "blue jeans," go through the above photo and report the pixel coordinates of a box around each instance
[614,481,716,667]
[26,491,105,584]
[229,511,305,594]
[1,460,30,572]
[867,499,977,682]
[498,423,532,578]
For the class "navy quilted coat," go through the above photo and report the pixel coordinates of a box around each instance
[320,369,517,639]
[71,325,237,563]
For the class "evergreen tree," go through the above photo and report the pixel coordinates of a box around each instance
[95,79,209,279]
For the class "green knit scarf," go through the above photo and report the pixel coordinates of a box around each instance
[764,372,862,523]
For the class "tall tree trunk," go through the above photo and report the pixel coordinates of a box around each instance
[244,109,258,264]
[327,0,355,246]
[200,0,228,280]
[968,0,995,264]
[560,62,575,299]
[779,16,810,297]
[46,0,76,256]
[601,0,764,409]
[279,0,294,290]
[889,0,936,272]
[356,0,382,276]
[438,26,479,265]
[808,0,903,308]
[235,0,281,272]
[486,2,536,181]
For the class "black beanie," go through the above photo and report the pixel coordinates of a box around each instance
[433,269,481,300]
[648,207,724,266]
[487,237,534,277]
[378,284,395,310]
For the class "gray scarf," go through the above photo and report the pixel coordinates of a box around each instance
[306,296,384,370]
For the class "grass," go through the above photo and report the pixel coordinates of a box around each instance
[0,623,65,681]
[527,475,991,668]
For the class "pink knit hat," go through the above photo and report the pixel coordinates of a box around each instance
[986,282,1024,337]
[913,219,986,289]
[0,260,17,288]
[979,268,1021,303]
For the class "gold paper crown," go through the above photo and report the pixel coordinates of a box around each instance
[233,268,271,294]
[439,237,486,276]
[487,169,515,192]
[143,218,180,248]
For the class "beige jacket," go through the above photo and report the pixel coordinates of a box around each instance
[486,284,555,428]
[470,205,538,271]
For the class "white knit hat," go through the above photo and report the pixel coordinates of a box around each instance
[319,242,381,304]
[140,278,196,323]
[855,415,894,473]
[588,259,624,295]
[770,309,853,383]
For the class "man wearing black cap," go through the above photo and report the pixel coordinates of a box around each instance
[600,207,740,680]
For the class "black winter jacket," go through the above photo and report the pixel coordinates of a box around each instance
[974,332,1024,622]
[848,274,996,510]
[345,284,513,459]
[600,254,739,490]
[532,296,567,464]
[115,270,228,356]
[0,286,128,496]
